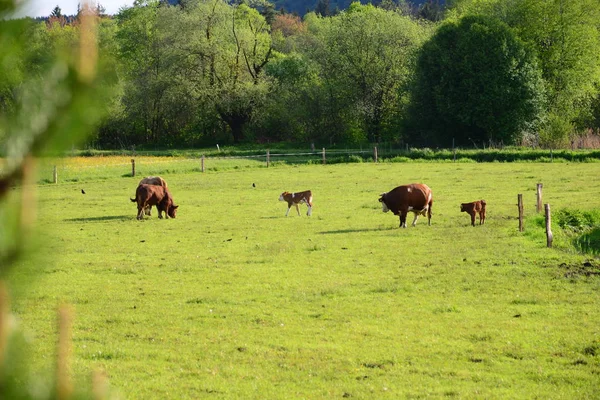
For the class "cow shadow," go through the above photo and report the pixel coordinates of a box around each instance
[319,227,394,235]
[64,215,132,222]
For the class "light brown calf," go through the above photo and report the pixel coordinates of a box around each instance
[460,200,486,226]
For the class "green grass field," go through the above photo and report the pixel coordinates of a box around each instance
[7,160,600,399]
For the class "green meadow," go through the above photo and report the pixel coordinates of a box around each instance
[7,159,600,399]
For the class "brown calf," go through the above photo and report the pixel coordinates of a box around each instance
[460,200,486,226]
[138,176,168,216]
[130,184,178,220]
[279,190,313,216]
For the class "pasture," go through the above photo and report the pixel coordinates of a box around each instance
[7,159,600,399]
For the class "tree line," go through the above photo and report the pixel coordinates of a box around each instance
[2,0,600,149]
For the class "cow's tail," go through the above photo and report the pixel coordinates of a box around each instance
[130,197,137,203]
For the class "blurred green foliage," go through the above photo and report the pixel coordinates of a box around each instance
[0,2,115,399]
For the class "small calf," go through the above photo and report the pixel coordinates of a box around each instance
[279,190,313,216]
[460,200,486,226]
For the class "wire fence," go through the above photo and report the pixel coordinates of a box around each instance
[24,145,600,185]
[34,148,379,185]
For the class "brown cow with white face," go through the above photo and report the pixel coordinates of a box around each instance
[138,176,168,216]
[279,190,313,216]
[379,184,433,228]
[461,200,486,226]
[130,184,178,220]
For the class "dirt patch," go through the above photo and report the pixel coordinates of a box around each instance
[559,260,600,278]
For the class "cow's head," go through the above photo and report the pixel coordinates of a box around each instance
[279,192,289,201]
[379,193,389,212]
[168,204,179,218]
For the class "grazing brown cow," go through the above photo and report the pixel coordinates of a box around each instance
[461,200,486,226]
[279,190,313,216]
[130,184,178,220]
[379,183,433,228]
[138,176,168,216]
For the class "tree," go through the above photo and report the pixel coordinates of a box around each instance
[448,0,600,145]
[304,4,430,143]
[50,5,62,17]
[113,1,191,146]
[315,0,330,17]
[406,15,545,147]
[177,0,273,143]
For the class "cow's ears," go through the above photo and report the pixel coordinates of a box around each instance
[172,205,179,209]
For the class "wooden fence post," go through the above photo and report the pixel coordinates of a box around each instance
[518,194,524,232]
[266,149,270,168]
[131,159,136,177]
[452,138,456,163]
[322,148,326,165]
[201,155,205,173]
[536,183,543,213]
[545,203,553,248]
[53,165,58,184]
[373,146,378,163]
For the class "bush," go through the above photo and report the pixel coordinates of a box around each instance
[555,209,600,231]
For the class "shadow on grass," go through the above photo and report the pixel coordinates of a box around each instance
[574,227,600,255]
[319,227,394,234]
[65,215,133,222]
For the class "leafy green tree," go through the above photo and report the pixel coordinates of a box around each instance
[177,0,273,143]
[407,15,545,147]
[448,0,600,145]
[304,4,429,143]
[114,0,191,146]
[50,5,62,17]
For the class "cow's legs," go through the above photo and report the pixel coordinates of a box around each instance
[285,206,291,216]
[411,213,419,227]
[144,205,152,216]
[295,204,300,216]
[137,205,145,220]
[307,205,312,216]
[399,212,407,228]
[427,202,432,226]
[471,212,476,226]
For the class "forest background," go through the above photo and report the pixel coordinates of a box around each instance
[2,0,600,151]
